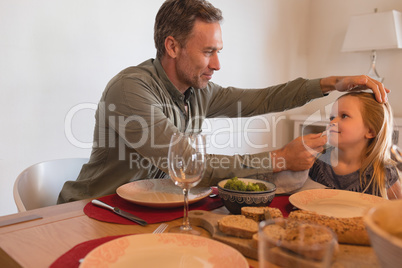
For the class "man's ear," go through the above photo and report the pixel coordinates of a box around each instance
[164,36,180,58]
[365,128,376,139]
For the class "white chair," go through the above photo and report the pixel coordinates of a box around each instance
[13,158,89,212]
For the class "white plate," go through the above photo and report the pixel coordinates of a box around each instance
[289,189,389,218]
[116,179,212,208]
[80,233,249,268]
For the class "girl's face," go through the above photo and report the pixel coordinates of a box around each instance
[328,95,374,150]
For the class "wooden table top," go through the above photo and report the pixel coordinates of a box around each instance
[0,198,381,268]
[0,199,257,268]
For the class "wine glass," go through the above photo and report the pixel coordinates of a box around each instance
[168,132,206,235]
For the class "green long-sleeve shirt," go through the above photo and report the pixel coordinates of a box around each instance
[58,58,323,203]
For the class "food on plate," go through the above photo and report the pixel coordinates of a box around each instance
[217,215,258,238]
[223,177,267,191]
[241,206,283,222]
[288,210,370,245]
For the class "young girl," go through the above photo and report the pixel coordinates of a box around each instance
[309,92,402,199]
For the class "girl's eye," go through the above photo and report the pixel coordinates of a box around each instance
[341,114,349,119]
[329,116,335,121]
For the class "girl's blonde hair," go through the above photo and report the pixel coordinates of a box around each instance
[337,92,395,198]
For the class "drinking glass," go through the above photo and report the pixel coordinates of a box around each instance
[168,132,206,235]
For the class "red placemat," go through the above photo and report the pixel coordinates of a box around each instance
[84,187,223,225]
[269,195,293,217]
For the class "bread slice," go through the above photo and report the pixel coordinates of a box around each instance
[217,215,258,238]
[288,210,369,245]
[241,206,283,222]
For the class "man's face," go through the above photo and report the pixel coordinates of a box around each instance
[175,20,223,90]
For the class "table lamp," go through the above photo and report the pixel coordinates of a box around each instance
[341,9,402,82]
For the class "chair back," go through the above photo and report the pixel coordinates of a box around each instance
[13,158,89,212]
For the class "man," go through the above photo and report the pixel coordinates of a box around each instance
[58,0,388,203]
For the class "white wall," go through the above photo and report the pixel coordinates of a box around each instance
[1,0,402,216]
[0,0,165,215]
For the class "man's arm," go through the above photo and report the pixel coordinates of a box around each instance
[106,76,282,186]
[204,78,324,118]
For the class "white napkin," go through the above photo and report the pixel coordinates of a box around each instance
[271,170,310,194]
[296,177,328,192]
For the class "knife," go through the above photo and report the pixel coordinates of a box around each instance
[91,199,148,226]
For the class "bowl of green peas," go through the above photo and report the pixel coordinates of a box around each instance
[217,177,276,214]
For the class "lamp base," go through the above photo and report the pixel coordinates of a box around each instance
[367,50,384,83]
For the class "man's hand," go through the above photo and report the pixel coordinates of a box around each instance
[271,133,327,172]
[320,75,390,103]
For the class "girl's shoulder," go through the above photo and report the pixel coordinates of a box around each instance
[364,162,400,186]
[384,164,400,186]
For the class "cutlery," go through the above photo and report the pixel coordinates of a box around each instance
[91,199,148,226]
[209,187,218,198]
[153,223,168,234]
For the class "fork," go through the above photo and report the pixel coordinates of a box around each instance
[153,223,168,234]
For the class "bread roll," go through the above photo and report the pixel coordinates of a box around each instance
[260,220,339,262]
[288,210,370,245]
[241,206,283,222]
[251,233,259,249]
[217,215,258,238]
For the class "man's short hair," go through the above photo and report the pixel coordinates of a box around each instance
[154,0,223,60]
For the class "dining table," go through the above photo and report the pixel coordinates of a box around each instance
[0,191,381,268]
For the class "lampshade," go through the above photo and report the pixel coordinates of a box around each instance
[342,10,402,52]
